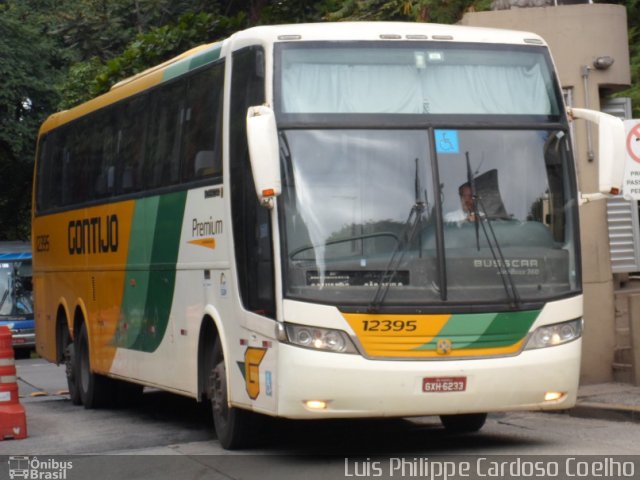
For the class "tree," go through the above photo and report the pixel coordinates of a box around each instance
[604,0,640,116]
[0,10,60,240]
[325,0,491,23]
[58,1,333,106]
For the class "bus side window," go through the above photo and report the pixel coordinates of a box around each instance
[230,46,274,318]
[65,119,92,205]
[145,81,184,190]
[36,134,64,212]
[117,95,147,195]
[94,112,117,199]
[182,61,224,182]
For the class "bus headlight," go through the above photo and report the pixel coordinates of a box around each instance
[284,323,358,354]
[524,318,582,350]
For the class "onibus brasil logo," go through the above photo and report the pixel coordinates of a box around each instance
[8,456,73,480]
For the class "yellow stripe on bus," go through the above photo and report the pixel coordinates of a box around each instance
[32,201,136,371]
[343,313,451,355]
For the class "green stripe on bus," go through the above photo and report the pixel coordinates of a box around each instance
[115,192,187,352]
[190,45,222,70]
[412,313,494,351]
[164,61,191,82]
[413,310,539,351]
[465,310,539,349]
[163,44,222,81]
[114,197,158,349]
[131,191,187,352]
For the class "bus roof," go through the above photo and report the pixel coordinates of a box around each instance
[38,22,547,135]
[229,21,546,47]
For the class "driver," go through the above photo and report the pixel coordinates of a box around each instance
[444,182,478,224]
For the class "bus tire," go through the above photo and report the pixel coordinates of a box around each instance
[64,342,82,405]
[439,413,487,433]
[77,323,114,409]
[209,337,252,449]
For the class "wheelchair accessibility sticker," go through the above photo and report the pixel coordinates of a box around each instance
[435,130,459,154]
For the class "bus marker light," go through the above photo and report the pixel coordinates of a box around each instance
[262,188,276,197]
[544,392,565,402]
[304,400,327,410]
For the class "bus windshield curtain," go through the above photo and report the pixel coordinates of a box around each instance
[282,63,553,115]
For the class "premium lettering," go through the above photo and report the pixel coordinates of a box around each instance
[192,217,223,237]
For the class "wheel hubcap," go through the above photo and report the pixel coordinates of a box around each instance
[64,344,75,382]
[211,361,229,424]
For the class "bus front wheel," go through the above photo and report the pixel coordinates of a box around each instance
[439,413,487,433]
[209,337,252,449]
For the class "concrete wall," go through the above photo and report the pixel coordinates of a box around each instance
[461,4,630,383]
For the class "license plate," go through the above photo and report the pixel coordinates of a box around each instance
[422,376,467,393]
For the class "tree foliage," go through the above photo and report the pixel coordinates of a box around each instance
[326,0,491,23]
[63,11,246,106]
[0,8,59,240]
[59,1,335,106]
[605,0,640,116]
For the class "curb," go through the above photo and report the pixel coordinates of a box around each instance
[570,402,640,423]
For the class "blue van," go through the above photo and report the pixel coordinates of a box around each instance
[0,242,34,359]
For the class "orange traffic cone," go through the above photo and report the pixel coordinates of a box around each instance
[0,325,27,439]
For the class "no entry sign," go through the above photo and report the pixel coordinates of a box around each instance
[626,123,640,163]
[623,120,640,200]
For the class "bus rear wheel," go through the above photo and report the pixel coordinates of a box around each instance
[64,341,82,405]
[209,337,252,449]
[439,413,487,433]
[77,323,113,408]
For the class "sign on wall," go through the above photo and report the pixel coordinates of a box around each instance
[622,120,640,200]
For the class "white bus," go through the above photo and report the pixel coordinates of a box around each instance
[32,22,624,449]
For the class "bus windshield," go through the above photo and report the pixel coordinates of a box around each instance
[276,42,577,308]
[0,260,33,317]
[277,42,560,116]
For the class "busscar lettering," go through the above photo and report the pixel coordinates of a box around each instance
[68,215,118,255]
[473,259,539,269]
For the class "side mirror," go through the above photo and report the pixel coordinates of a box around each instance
[246,105,281,208]
[570,107,625,196]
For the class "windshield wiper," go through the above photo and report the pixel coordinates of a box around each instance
[368,158,426,312]
[466,152,481,251]
[466,153,521,308]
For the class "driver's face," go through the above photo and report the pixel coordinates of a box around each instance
[459,185,473,212]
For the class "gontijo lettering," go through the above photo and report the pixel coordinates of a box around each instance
[68,215,118,255]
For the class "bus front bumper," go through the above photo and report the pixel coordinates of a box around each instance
[274,339,580,419]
